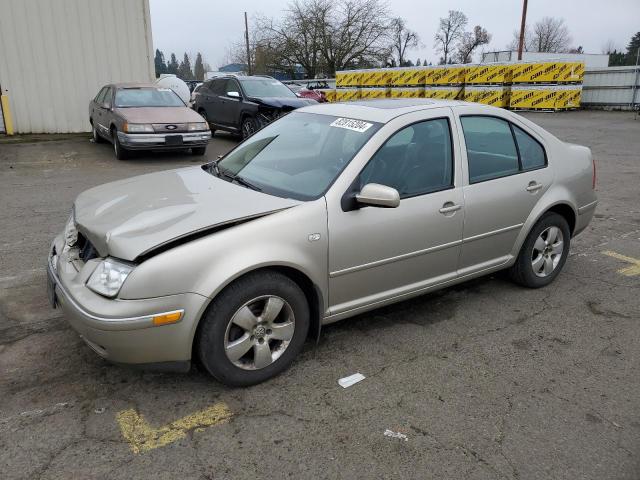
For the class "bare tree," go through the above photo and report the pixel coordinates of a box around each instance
[507,18,571,53]
[530,17,572,53]
[318,0,391,74]
[456,25,491,63]
[601,39,618,54]
[434,10,468,64]
[389,17,420,67]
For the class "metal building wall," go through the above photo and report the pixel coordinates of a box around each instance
[582,66,640,109]
[0,0,154,133]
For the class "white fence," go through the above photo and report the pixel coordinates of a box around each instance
[582,66,640,109]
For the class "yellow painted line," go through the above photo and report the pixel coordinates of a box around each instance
[1,94,15,135]
[602,250,640,277]
[116,402,232,454]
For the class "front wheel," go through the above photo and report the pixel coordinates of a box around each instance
[241,116,258,139]
[192,146,207,156]
[509,212,571,288]
[197,272,310,387]
[91,122,104,143]
[112,129,130,160]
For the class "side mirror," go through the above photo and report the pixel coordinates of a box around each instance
[355,183,400,208]
[227,91,240,99]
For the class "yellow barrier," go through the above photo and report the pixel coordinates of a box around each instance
[359,88,389,99]
[432,65,466,85]
[555,62,584,83]
[360,69,392,87]
[334,88,360,102]
[553,86,582,108]
[423,86,463,100]
[463,86,510,107]
[335,70,361,88]
[320,89,337,102]
[389,87,424,98]
[390,67,425,86]
[0,94,14,135]
[466,64,511,84]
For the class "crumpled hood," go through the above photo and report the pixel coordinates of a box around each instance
[73,167,300,261]
[248,96,317,109]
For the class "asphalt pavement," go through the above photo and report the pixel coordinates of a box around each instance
[1,111,639,479]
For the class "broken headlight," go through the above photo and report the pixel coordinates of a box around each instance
[87,258,134,298]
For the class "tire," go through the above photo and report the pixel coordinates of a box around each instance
[241,116,258,139]
[197,271,310,387]
[91,122,104,143]
[192,146,207,156]
[112,128,130,160]
[509,212,571,288]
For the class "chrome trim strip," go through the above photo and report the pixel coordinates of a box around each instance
[578,200,598,215]
[462,223,524,244]
[329,239,462,278]
[48,256,183,325]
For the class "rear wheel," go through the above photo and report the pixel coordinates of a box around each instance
[241,116,258,139]
[509,212,570,288]
[112,128,130,160]
[197,271,309,387]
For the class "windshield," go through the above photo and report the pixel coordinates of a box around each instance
[114,88,185,107]
[216,112,382,200]
[241,78,297,98]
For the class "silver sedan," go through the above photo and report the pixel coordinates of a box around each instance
[48,99,597,386]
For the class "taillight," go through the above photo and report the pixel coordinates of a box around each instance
[592,157,596,189]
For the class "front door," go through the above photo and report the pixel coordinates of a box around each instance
[327,114,465,316]
[455,108,553,274]
[219,79,242,127]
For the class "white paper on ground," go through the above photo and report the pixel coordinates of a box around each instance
[383,429,409,441]
[338,372,366,388]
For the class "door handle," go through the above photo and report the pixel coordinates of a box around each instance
[526,181,543,193]
[439,202,462,214]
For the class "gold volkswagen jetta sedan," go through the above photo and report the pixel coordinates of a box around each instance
[48,99,597,386]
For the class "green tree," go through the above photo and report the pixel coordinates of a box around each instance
[167,53,179,74]
[194,52,205,81]
[154,49,167,77]
[608,50,627,66]
[178,53,194,80]
[416,58,421,66]
[627,31,640,63]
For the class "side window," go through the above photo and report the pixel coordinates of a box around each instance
[101,87,113,106]
[225,80,240,96]
[513,125,546,170]
[360,118,453,198]
[460,116,519,183]
[210,79,225,95]
[95,87,107,103]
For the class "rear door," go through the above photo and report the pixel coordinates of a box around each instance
[94,87,113,137]
[219,79,243,127]
[454,106,552,274]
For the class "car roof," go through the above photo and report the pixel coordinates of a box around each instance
[110,83,159,89]
[298,98,471,123]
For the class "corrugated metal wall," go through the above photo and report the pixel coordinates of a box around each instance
[0,0,154,133]
[582,66,640,108]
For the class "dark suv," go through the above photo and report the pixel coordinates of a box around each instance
[193,75,317,138]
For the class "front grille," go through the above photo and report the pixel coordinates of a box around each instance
[152,123,188,133]
[77,232,98,262]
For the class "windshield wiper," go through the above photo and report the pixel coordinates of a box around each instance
[212,163,262,192]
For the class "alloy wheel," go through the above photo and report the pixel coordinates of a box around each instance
[242,119,255,139]
[223,295,295,370]
[531,226,564,277]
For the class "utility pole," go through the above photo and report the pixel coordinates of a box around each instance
[517,0,528,61]
[244,12,252,76]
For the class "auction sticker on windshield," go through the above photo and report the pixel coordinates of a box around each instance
[330,118,373,133]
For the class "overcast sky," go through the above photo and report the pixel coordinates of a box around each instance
[149,0,639,69]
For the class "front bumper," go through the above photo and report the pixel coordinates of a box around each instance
[117,131,211,150]
[47,236,209,368]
